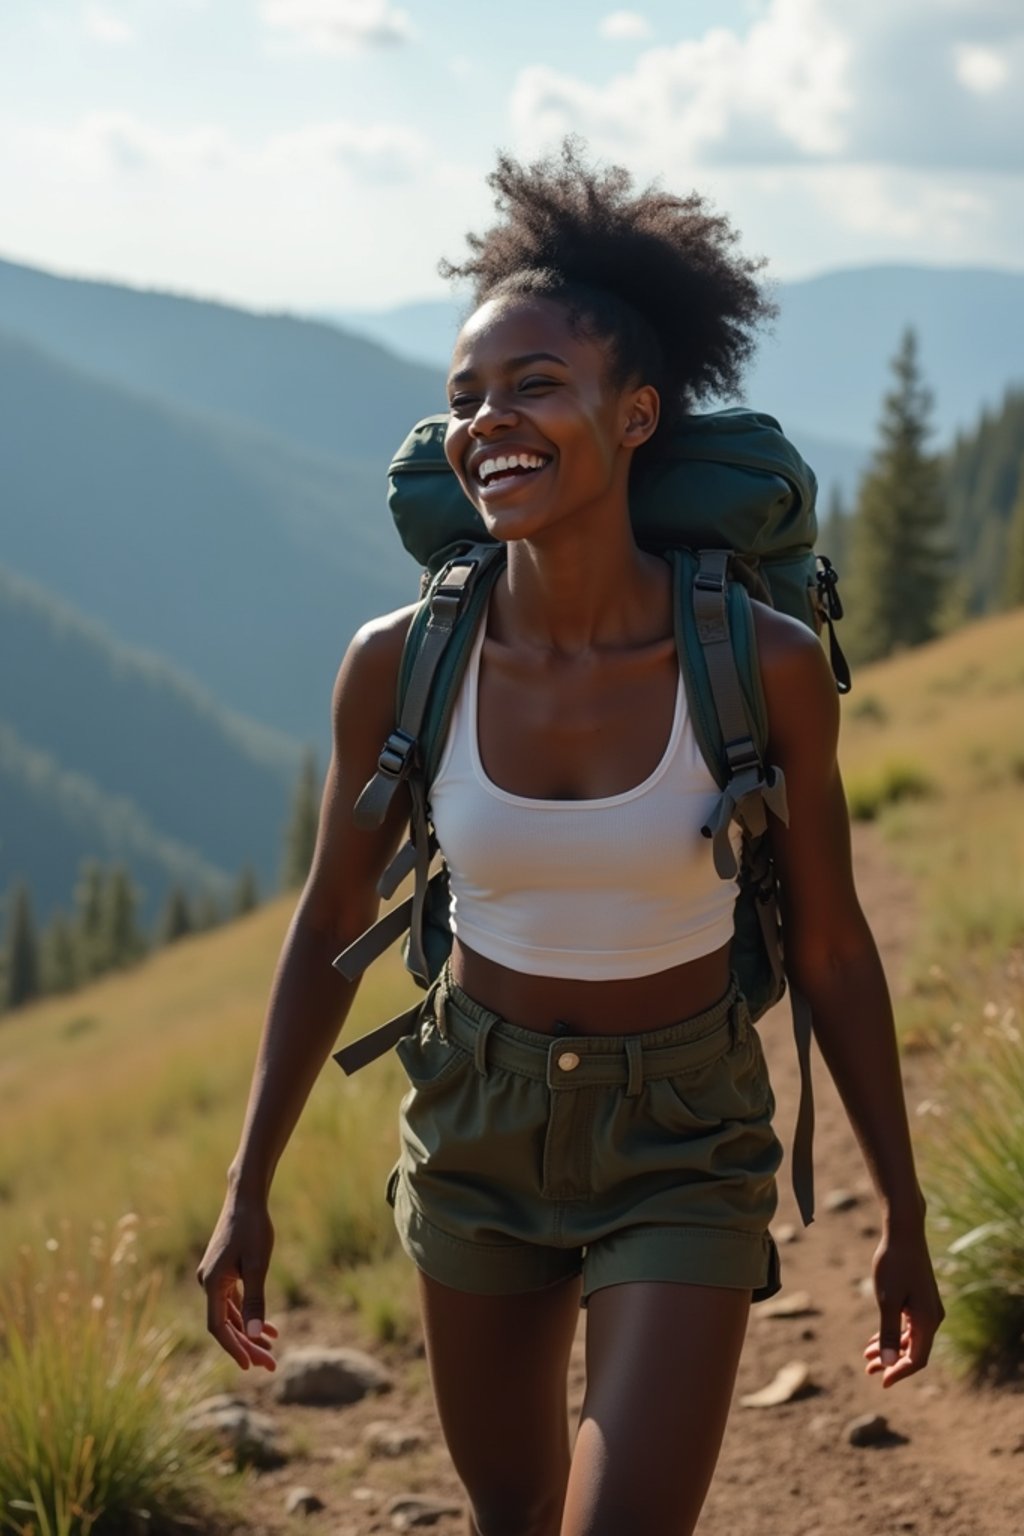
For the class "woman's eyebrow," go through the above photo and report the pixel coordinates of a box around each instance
[447,351,569,387]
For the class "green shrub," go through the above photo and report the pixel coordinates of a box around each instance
[846,758,936,821]
[0,1218,216,1535]
[848,692,889,725]
[924,1016,1024,1381]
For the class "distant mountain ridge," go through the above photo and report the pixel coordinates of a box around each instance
[325,265,1024,474]
[0,327,412,740]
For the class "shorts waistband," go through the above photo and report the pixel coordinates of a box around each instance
[433,964,746,1094]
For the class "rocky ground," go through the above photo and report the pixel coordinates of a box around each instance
[201,828,1023,1535]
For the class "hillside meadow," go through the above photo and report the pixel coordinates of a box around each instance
[1,608,1022,1452]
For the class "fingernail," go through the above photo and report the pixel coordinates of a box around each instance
[881,1347,898,1367]
[246,1319,263,1339]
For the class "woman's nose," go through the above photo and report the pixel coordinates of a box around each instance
[468,392,519,435]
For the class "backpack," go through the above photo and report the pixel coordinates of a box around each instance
[331,408,850,1227]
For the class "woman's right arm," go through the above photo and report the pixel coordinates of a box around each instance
[196,604,417,1370]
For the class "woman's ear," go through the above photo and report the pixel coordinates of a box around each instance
[622,384,660,448]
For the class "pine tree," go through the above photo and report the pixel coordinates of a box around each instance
[4,881,41,1011]
[1003,472,1024,609]
[194,888,223,931]
[157,885,193,946]
[103,865,146,967]
[41,910,78,995]
[73,860,109,979]
[846,329,949,664]
[281,748,320,890]
[232,864,260,917]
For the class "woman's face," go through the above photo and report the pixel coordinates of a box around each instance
[444,294,657,544]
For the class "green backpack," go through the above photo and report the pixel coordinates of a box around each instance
[332,408,850,1227]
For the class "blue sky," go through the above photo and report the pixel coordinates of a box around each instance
[2,0,1022,312]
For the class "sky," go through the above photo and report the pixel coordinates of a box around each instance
[2,0,1023,313]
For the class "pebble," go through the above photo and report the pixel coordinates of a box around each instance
[824,1188,861,1213]
[363,1420,426,1458]
[846,1412,897,1447]
[275,1346,393,1406]
[758,1289,818,1319]
[774,1222,799,1245]
[386,1494,462,1530]
[285,1487,325,1516]
[184,1395,286,1469]
[740,1360,815,1408]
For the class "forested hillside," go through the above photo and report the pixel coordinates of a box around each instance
[0,565,300,912]
[943,389,1024,614]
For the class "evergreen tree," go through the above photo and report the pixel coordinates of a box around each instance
[103,865,146,967]
[73,860,109,979]
[1003,472,1024,609]
[157,885,193,946]
[818,483,851,585]
[282,748,320,890]
[194,888,223,931]
[846,329,949,664]
[4,881,41,1011]
[232,864,260,917]
[41,910,78,995]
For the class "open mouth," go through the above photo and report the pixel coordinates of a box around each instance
[472,450,553,495]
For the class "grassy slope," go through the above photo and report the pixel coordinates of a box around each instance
[3,610,1022,1314]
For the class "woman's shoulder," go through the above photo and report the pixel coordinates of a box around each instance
[332,602,420,727]
[749,598,840,760]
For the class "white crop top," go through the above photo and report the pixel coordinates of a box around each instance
[427,613,741,982]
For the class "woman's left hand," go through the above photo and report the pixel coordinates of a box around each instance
[863,1229,945,1387]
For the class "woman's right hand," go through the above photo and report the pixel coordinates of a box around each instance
[197,1196,279,1371]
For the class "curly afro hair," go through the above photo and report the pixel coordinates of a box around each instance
[440,138,776,446]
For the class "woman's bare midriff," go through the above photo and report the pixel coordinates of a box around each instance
[450,938,734,1037]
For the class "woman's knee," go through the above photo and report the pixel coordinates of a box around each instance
[468,1483,566,1536]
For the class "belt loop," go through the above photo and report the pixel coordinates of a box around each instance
[474,1013,497,1075]
[624,1037,644,1098]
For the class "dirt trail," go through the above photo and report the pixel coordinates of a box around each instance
[232,827,1022,1535]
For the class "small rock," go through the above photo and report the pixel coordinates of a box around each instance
[185,1396,285,1469]
[285,1487,325,1516]
[351,1487,377,1504]
[740,1360,815,1408]
[857,1276,875,1299]
[363,1420,426,1458]
[774,1222,799,1245]
[276,1347,392,1406]
[758,1289,818,1319]
[386,1494,461,1530]
[824,1188,861,1213]
[846,1412,900,1447]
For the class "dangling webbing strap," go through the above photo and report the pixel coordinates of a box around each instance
[692,547,815,1225]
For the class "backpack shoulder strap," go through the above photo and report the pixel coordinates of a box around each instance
[334,543,505,989]
[671,548,788,875]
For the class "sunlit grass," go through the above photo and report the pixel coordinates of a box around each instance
[0,1221,216,1536]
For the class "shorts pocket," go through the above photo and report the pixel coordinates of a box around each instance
[394,1010,473,1099]
[661,1023,774,1131]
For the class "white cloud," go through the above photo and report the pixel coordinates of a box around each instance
[511,1,1024,175]
[598,11,652,41]
[32,112,427,186]
[954,43,1009,94]
[261,0,413,55]
[82,5,135,45]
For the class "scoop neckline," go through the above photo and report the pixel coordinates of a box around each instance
[467,604,684,810]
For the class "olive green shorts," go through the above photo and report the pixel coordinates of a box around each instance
[387,965,782,1304]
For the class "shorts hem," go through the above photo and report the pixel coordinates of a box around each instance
[392,1172,583,1296]
[581,1226,780,1305]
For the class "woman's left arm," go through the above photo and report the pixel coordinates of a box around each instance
[754,605,944,1386]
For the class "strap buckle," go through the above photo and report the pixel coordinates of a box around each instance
[724,736,762,775]
[429,558,479,628]
[377,728,416,781]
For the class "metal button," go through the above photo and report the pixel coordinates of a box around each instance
[557,1051,580,1072]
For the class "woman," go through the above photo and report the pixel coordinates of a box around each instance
[198,143,943,1535]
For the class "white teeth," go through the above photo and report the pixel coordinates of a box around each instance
[475,451,549,485]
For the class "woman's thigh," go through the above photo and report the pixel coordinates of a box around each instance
[561,1281,752,1536]
[417,1269,583,1536]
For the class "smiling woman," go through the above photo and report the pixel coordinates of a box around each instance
[198,138,943,1536]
